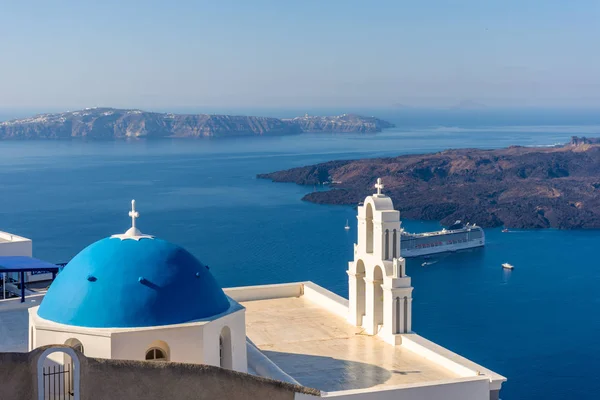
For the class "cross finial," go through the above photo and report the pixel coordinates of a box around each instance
[111,199,154,241]
[129,199,139,229]
[375,178,384,195]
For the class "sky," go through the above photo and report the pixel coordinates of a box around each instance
[1,0,600,110]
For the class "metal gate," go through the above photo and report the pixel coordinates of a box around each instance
[43,364,74,400]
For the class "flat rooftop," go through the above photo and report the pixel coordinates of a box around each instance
[241,296,459,392]
[0,231,30,243]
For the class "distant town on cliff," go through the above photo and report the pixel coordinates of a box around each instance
[0,108,395,139]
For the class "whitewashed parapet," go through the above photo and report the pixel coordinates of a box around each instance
[224,282,303,302]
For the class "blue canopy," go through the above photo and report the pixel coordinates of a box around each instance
[0,256,61,273]
[0,256,60,303]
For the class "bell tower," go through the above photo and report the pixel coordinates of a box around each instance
[347,178,413,345]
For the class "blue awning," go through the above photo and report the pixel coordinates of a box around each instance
[0,256,60,303]
[0,256,60,273]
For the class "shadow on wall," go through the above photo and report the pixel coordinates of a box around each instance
[262,350,408,392]
[0,345,321,400]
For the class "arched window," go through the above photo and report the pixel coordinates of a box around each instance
[392,229,398,258]
[403,296,408,333]
[366,204,374,253]
[385,229,389,259]
[395,297,400,334]
[65,338,84,355]
[372,265,384,331]
[354,260,366,327]
[145,348,167,361]
[145,340,170,362]
[219,336,223,359]
[219,326,233,369]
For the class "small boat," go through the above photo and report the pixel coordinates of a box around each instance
[502,263,514,270]
[344,220,350,230]
[422,260,438,267]
[502,228,509,233]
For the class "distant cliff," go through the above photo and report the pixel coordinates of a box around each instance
[0,108,394,139]
[258,137,600,229]
[284,114,394,133]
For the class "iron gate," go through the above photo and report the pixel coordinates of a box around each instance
[43,364,74,399]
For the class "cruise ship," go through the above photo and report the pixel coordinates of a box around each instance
[401,220,485,258]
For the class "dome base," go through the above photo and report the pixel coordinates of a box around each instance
[111,227,154,241]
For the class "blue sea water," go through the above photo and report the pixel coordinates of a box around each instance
[1,109,600,399]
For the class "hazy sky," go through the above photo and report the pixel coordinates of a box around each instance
[1,0,599,109]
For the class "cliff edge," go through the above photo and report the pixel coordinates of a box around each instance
[258,137,600,229]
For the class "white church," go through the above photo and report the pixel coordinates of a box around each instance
[3,180,505,400]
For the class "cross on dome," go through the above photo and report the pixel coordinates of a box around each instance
[375,178,384,196]
[129,199,139,230]
[111,199,154,241]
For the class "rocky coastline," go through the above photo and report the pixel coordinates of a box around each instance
[0,108,394,139]
[258,137,600,229]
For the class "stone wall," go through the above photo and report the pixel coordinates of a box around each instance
[0,345,319,400]
[79,357,312,400]
[0,351,36,399]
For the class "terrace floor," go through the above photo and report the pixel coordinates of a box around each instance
[241,296,459,392]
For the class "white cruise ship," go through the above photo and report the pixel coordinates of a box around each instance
[401,220,485,258]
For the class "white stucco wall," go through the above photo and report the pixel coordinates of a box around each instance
[224,282,303,302]
[0,231,32,257]
[111,324,205,364]
[201,307,247,372]
[400,334,505,391]
[0,231,33,282]
[294,377,490,400]
[28,298,248,373]
[34,327,111,362]
[303,282,348,318]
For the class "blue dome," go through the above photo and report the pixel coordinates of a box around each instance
[38,237,231,328]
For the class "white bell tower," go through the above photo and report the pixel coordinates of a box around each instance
[347,178,413,345]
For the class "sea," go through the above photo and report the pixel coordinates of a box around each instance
[1,108,600,399]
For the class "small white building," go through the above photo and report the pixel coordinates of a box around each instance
[24,186,505,400]
[0,230,54,284]
[0,230,32,289]
[0,230,32,257]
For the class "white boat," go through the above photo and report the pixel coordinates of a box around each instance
[344,220,350,230]
[401,220,485,258]
[502,263,514,270]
